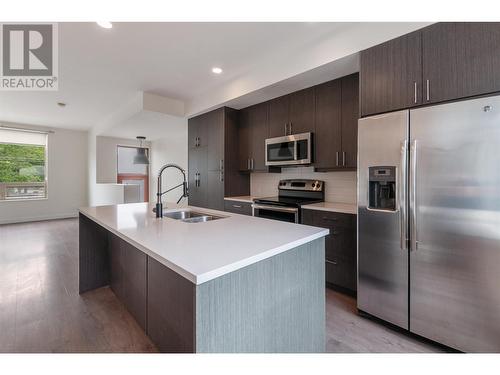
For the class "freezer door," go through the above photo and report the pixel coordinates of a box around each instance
[410,95,500,352]
[358,111,409,329]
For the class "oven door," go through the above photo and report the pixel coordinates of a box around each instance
[265,133,311,166]
[252,204,299,223]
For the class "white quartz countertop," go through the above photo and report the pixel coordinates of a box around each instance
[302,202,357,215]
[79,203,328,285]
[223,196,257,203]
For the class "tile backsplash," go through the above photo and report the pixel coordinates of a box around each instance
[250,166,357,204]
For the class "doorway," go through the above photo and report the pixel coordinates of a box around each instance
[117,145,149,202]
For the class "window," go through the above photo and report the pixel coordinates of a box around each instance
[0,127,48,201]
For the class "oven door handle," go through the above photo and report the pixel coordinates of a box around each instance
[251,204,299,213]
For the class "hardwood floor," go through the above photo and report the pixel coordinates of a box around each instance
[326,289,446,352]
[0,218,444,353]
[0,218,156,353]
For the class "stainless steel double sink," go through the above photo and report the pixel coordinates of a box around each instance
[160,209,225,223]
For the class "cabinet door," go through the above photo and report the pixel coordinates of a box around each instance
[147,257,195,353]
[248,102,269,171]
[188,147,207,207]
[121,240,147,331]
[207,171,224,211]
[224,200,252,216]
[268,95,289,138]
[310,210,357,292]
[207,108,224,172]
[422,22,500,104]
[288,87,315,135]
[341,73,359,169]
[360,31,422,117]
[188,116,200,149]
[301,208,314,225]
[109,233,124,301]
[314,79,342,170]
[237,108,251,171]
[188,115,207,149]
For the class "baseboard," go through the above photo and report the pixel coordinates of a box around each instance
[0,212,79,225]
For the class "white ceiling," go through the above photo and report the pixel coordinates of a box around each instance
[0,22,431,132]
[100,111,187,141]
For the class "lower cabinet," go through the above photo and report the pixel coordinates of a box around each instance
[108,232,147,330]
[147,257,195,353]
[106,230,195,352]
[301,209,357,294]
[224,199,252,216]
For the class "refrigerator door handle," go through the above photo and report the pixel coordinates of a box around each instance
[410,139,418,251]
[400,140,408,250]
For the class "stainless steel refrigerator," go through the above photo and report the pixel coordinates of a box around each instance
[357,94,500,352]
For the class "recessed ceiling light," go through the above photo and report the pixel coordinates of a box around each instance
[212,67,223,74]
[57,102,66,107]
[97,21,113,29]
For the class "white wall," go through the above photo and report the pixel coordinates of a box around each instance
[149,128,188,204]
[251,167,357,204]
[0,123,88,224]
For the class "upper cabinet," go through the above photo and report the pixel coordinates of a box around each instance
[238,102,269,172]
[314,73,359,171]
[238,74,359,172]
[268,87,315,138]
[268,95,290,138]
[340,73,359,169]
[187,114,208,149]
[314,79,342,170]
[360,23,500,117]
[288,87,315,135]
[360,31,422,117]
[422,22,500,105]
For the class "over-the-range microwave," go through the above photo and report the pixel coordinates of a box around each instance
[265,132,312,166]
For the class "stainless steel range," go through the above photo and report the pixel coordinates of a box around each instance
[252,179,324,223]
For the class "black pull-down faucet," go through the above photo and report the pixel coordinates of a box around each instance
[155,163,189,218]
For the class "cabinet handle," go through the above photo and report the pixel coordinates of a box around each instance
[220,159,224,171]
[426,79,430,102]
[251,158,254,170]
[342,151,346,167]
[335,151,339,167]
[326,259,338,266]
[284,123,287,135]
[413,81,417,104]
[232,204,242,208]
[322,217,338,222]
[220,170,224,182]
[197,172,200,187]
[289,122,293,135]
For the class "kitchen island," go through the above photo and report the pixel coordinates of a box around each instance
[79,202,328,353]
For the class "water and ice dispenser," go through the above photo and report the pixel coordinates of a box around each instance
[368,166,396,211]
